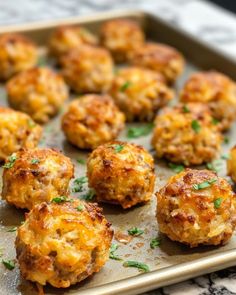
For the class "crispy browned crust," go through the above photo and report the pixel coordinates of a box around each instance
[87,141,155,209]
[156,169,236,247]
[61,94,125,149]
[2,148,74,209]
[151,102,222,165]
[180,71,236,130]
[60,45,114,93]
[100,19,145,63]
[227,146,236,183]
[7,67,68,123]
[49,25,98,58]
[109,67,174,121]
[15,200,113,288]
[129,42,185,84]
[0,33,38,80]
[0,107,42,161]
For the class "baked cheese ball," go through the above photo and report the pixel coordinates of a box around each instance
[16,200,113,288]
[2,148,74,210]
[7,67,69,124]
[109,67,174,121]
[60,45,114,93]
[0,33,38,80]
[49,25,98,58]
[151,103,222,165]
[129,42,184,84]
[156,169,236,247]
[227,146,236,183]
[100,19,145,63]
[0,107,42,161]
[62,94,125,150]
[180,71,236,131]
[87,141,155,209]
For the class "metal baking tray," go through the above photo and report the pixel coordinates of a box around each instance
[1,9,236,295]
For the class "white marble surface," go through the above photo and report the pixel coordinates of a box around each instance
[1,0,236,294]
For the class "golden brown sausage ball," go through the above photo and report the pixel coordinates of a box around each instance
[49,25,98,58]
[157,169,236,247]
[62,94,125,150]
[0,107,42,161]
[109,67,174,121]
[180,71,236,131]
[60,45,114,93]
[100,19,145,63]
[227,146,236,183]
[129,42,184,84]
[87,141,155,209]
[2,148,74,210]
[151,103,222,165]
[7,67,69,124]
[0,33,38,80]
[16,200,113,288]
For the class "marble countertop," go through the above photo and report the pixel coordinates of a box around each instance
[1,0,236,294]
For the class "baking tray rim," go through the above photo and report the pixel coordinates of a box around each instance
[0,8,236,295]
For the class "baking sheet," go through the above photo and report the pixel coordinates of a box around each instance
[0,10,236,295]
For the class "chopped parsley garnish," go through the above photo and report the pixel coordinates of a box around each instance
[109,144,124,153]
[28,119,36,128]
[109,244,122,261]
[52,196,72,203]
[150,237,161,249]
[224,137,230,144]
[31,158,40,164]
[77,159,86,165]
[127,123,154,139]
[2,259,15,270]
[192,178,217,190]
[206,160,222,173]
[221,153,230,160]
[211,118,219,125]
[128,227,144,236]
[2,154,17,169]
[7,227,17,232]
[76,205,84,211]
[72,176,88,193]
[214,197,223,209]
[168,163,184,173]
[79,189,95,201]
[37,56,47,66]
[123,260,150,272]
[191,120,201,133]
[182,105,190,113]
[120,81,132,92]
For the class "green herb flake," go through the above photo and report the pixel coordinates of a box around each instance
[127,123,154,139]
[224,137,230,144]
[52,196,72,203]
[123,260,150,272]
[76,205,84,211]
[221,154,230,160]
[168,163,184,173]
[37,56,47,66]
[206,160,222,173]
[2,259,15,270]
[109,244,122,261]
[214,197,223,209]
[28,119,36,128]
[2,154,17,169]
[77,159,86,165]
[191,120,201,133]
[31,158,40,164]
[182,105,190,113]
[211,118,220,125]
[7,227,17,232]
[79,189,95,201]
[109,144,124,153]
[120,81,132,92]
[72,176,88,193]
[150,237,161,249]
[128,227,144,236]
[192,178,217,190]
